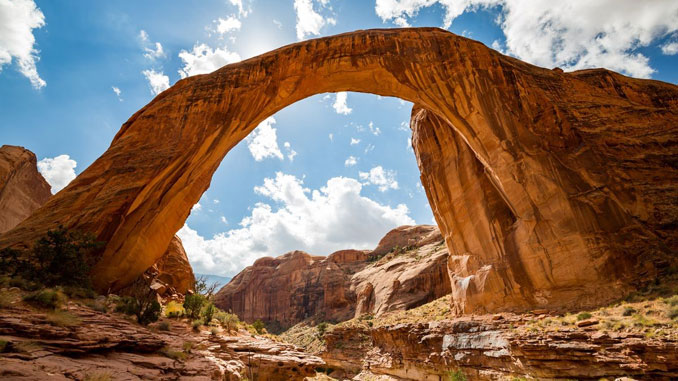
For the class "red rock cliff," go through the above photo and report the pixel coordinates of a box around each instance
[0,145,51,234]
[213,225,451,328]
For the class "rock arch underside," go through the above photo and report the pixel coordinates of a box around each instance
[1,28,677,314]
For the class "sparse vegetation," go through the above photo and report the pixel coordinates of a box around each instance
[160,346,188,361]
[252,319,266,334]
[192,319,203,331]
[164,300,184,318]
[576,312,592,321]
[45,310,81,327]
[446,369,467,381]
[622,306,636,316]
[23,288,66,310]
[202,302,216,325]
[214,311,240,332]
[183,293,206,319]
[0,226,102,288]
[114,280,161,325]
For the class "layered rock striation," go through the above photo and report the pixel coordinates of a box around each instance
[214,225,451,328]
[1,28,676,315]
[0,145,52,234]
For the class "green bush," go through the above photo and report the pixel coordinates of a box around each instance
[252,319,265,334]
[665,295,678,307]
[115,282,161,326]
[317,322,328,337]
[214,311,240,332]
[202,303,216,324]
[164,301,184,318]
[577,312,592,321]
[446,370,467,381]
[192,319,203,331]
[183,293,206,319]
[23,289,66,309]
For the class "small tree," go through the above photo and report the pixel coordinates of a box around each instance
[194,275,220,298]
[183,293,206,319]
[116,279,161,325]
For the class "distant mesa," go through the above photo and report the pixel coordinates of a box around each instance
[213,225,451,329]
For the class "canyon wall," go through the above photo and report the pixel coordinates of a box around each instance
[1,28,676,315]
[0,145,51,234]
[214,225,451,328]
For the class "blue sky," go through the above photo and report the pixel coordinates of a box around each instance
[1,0,677,276]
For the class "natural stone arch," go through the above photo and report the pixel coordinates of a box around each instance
[2,28,676,314]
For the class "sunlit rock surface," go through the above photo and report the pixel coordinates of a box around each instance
[0,145,51,234]
[213,225,451,328]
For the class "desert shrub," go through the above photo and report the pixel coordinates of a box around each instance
[668,306,678,320]
[252,319,266,334]
[576,312,592,321]
[192,319,203,331]
[62,285,96,299]
[210,327,219,335]
[194,275,220,297]
[115,281,161,325]
[159,347,187,361]
[622,307,636,316]
[164,301,185,318]
[45,310,81,327]
[158,321,171,331]
[665,295,678,307]
[214,311,239,332]
[183,293,206,319]
[202,302,216,324]
[182,341,194,353]
[23,289,66,309]
[446,369,467,381]
[317,322,328,337]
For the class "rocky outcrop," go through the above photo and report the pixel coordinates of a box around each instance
[2,28,676,316]
[0,145,51,234]
[213,250,368,328]
[0,293,323,380]
[323,314,678,380]
[214,225,451,328]
[149,235,195,295]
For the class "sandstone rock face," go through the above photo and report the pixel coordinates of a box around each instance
[1,28,676,315]
[214,225,451,328]
[323,317,678,380]
[151,235,195,294]
[0,145,51,234]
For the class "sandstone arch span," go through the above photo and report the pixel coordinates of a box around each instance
[2,28,677,314]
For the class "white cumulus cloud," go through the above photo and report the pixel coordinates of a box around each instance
[333,92,352,114]
[294,0,336,40]
[375,0,678,78]
[246,117,284,161]
[139,30,165,60]
[344,156,357,167]
[283,141,298,161]
[111,86,122,101]
[178,43,241,78]
[359,166,399,192]
[0,0,46,89]
[350,138,360,145]
[37,155,77,193]
[662,40,678,55]
[177,172,414,276]
[216,16,242,34]
[142,69,170,95]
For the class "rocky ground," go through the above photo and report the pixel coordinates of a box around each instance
[0,288,323,381]
[283,294,678,380]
